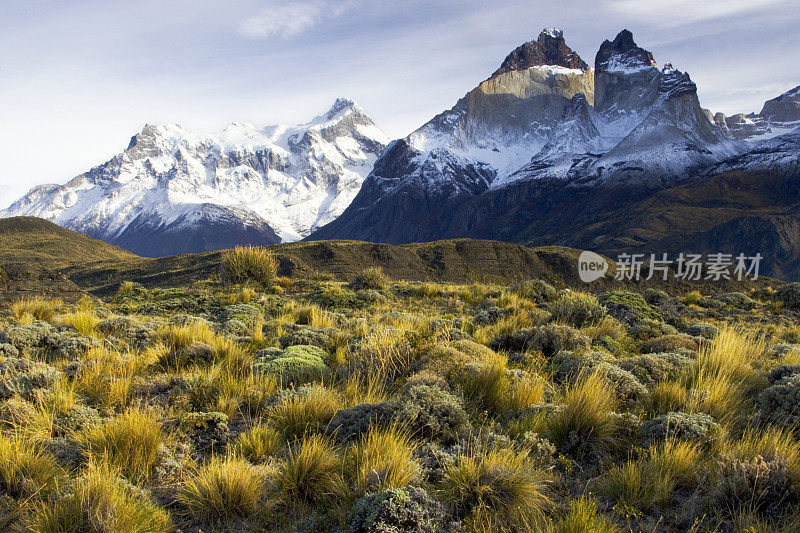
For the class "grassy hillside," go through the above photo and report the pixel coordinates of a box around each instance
[1,243,799,531]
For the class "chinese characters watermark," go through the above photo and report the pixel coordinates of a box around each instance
[578,251,762,283]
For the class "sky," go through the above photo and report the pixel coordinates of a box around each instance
[1,0,798,209]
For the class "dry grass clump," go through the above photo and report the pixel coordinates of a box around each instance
[440,447,551,531]
[551,497,621,533]
[74,346,150,410]
[10,296,61,323]
[294,303,337,328]
[268,384,342,441]
[458,354,546,415]
[345,425,421,498]
[179,456,268,523]
[31,463,171,533]
[0,433,63,498]
[235,425,283,463]
[221,246,278,287]
[59,309,100,336]
[80,408,164,482]
[545,371,619,455]
[276,433,341,509]
[349,266,390,291]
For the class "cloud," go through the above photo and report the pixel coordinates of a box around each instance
[606,0,785,27]
[239,1,359,39]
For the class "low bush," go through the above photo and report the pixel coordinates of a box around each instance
[511,279,558,304]
[599,291,661,325]
[0,357,60,401]
[348,486,445,533]
[712,455,797,517]
[616,352,693,385]
[489,324,591,358]
[775,283,800,311]
[253,344,329,386]
[640,411,721,447]
[547,292,606,328]
[395,385,470,445]
[180,411,230,454]
[641,334,698,354]
[757,373,800,427]
[326,402,398,443]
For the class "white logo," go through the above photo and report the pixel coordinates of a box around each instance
[578,251,608,283]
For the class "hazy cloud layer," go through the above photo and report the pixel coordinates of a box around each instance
[0,0,797,208]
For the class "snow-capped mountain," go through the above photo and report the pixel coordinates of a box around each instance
[1,99,389,256]
[309,28,800,278]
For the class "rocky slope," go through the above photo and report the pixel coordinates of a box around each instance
[1,99,389,256]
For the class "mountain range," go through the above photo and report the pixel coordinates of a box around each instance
[2,28,800,277]
[0,99,388,256]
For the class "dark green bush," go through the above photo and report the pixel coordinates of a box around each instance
[326,402,398,443]
[348,486,445,533]
[180,412,230,454]
[616,352,693,385]
[684,323,719,339]
[0,343,19,358]
[349,267,390,291]
[757,373,800,427]
[640,411,721,447]
[640,334,698,354]
[278,326,332,350]
[547,292,606,328]
[396,385,471,445]
[716,292,757,310]
[600,291,662,325]
[712,455,796,516]
[512,279,558,304]
[219,304,262,328]
[42,331,100,360]
[489,324,590,357]
[775,283,800,311]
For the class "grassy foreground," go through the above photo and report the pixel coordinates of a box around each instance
[2,248,800,532]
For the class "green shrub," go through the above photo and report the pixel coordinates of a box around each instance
[0,357,60,401]
[757,373,800,427]
[616,352,693,385]
[1,323,54,353]
[221,246,278,287]
[512,279,558,304]
[252,345,329,385]
[716,292,758,310]
[396,385,471,445]
[599,291,661,325]
[349,267,390,291]
[326,402,398,443]
[489,324,590,357]
[278,326,332,350]
[548,292,606,328]
[641,334,698,354]
[180,412,230,454]
[219,303,262,328]
[640,411,721,447]
[552,352,646,404]
[684,323,719,339]
[712,455,797,517]
[348,486,445,533]
[775,283,800,310]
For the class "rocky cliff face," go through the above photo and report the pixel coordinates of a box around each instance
[1,99,390,256]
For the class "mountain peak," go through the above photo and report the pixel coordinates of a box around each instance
[492,28,588,77]
[327,97,359,117]
[595,29,657,73]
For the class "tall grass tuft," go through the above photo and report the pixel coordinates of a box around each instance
[10,296,61,323]
[221,246,278,287]
[551,497,621,533]
[268,384,342,441]
[179,456,267,523]
[60,309,100,336]
[440,447,551,531]
[235,425,283,463]
[0,434,63,498]
[276,433,341,509]
[31,463,171,533]
[545,371,619,456]
[345,425,421,498]
[81,408,164,482]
